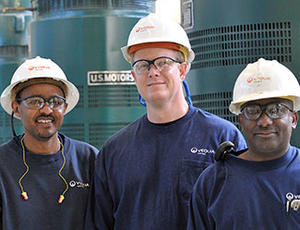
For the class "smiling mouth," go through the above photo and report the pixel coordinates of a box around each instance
[255,132,276,137]
[37,119,52,124]
[148,82,165,86]
[36,116,54,125]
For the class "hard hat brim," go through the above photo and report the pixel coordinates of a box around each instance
[121,44,195,64]
[229,92,300,115]
[0,76,79,119]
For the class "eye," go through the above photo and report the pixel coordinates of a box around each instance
[245,105,261,115]
[26,97,43,106]
[135,61,149,70]
[155,59,169,68]
[268,106,279,115]
[272,104,288,114]
[49,97,65,106]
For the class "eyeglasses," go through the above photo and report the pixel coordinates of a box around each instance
[132,56,182,75]
[241,102,293,120]
[17,95,66,110]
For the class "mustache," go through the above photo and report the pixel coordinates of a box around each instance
[35,114,55,121]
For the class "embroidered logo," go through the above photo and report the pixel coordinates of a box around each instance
[286,192,300,213]
[69,180,90,189]
[190,147,215,155]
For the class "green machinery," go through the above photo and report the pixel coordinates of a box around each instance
[0,0,32,143]
[28,0,155,148]
[181,0,300,146]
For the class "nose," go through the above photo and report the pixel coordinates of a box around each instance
[256,111,273,127]
[148,64,159,77]
[39,102,53,114]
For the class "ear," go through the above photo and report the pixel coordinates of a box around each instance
[11,101,21,118]
[179,62,188,81]
[131,70,137,82]
[291,112,298,129]
[63,103,68,114]
[238,114,244,132]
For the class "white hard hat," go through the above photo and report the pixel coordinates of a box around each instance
[0,56,79,117]
[230,58,300,114]
[121,13,195,63]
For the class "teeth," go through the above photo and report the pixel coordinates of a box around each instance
[37,119,52,123]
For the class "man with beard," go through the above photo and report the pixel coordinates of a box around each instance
[188,58,300,230]
[0,56,98,230]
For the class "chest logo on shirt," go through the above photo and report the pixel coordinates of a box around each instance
[190,147,215,155]
[69,180,90,189]
[286,192,300,213]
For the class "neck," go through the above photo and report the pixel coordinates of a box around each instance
[147,100,189,123]
[22,133,61,154]
[238,148,288,161]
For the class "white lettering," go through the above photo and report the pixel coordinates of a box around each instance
[190,147,215,155]
[88,71,135,85]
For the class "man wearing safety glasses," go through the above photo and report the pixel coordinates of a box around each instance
[86,13,246,230]
[188,58,300,230]
[0,56,98,230]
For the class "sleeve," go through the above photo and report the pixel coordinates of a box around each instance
[232,128,247,151]
[187,176,213,230]
[84,148,98,230]
[85,148,114,230]
[0,192,2,230]
[222,122,247,152]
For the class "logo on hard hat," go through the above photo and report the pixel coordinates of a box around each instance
[247,76,271,83]
[28,66,51,71]
[135,26,155,33]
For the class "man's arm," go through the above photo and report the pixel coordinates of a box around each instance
[0,192,3,230]
[187,182,211,230]
[85,148,114,230]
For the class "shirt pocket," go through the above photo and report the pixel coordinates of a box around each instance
[179,159,212,204]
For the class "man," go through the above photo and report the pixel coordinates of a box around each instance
[0,56,98,230]
[188,58,300,229]
[87,14,246,230]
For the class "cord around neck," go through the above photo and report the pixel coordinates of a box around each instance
[18,136,69,204]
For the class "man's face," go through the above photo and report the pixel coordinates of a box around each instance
[12,83,67,141]
[131,48,187,107]
[238,98,298,159]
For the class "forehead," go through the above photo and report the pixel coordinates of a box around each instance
[133,47,177,61]
[19,83,64,97]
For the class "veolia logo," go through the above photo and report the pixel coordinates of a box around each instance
[69,180,89,189]
[135,25,155,33]
[28,66,51,71]
[247,76,271,83]
[190,147,215,155]
[190,147,198,153]
[286,192,300,212]
[286,192,294,200]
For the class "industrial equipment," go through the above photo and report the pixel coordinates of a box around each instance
[0,0,32,144]
[181,0,300,145]
[29,0,155,148]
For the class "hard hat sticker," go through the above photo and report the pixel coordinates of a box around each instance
[28,66,51,71]
[247,76,271,83]
[135,26,155,33]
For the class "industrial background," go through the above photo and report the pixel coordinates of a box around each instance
[0,0,299,149]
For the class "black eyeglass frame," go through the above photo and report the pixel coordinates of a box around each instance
[240,102,294,120]
[132,56,182,74]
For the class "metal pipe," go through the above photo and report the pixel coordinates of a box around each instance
[2,7,36,13]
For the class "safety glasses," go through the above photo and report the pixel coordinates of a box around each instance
[17,95,66,110]
[241,102,293,120]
